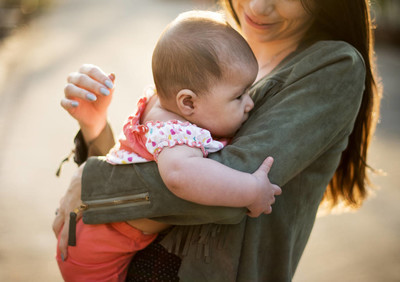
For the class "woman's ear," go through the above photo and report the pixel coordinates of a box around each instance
[176,89,197,116]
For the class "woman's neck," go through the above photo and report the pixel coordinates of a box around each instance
[249,39,300,82]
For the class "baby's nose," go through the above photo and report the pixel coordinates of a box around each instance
[245,97,254,112]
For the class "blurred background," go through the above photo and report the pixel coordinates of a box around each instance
[0,0,398,281]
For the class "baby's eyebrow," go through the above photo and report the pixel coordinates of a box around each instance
[236,87,247,97]
[233,82,252,99]
[243,85,252,94]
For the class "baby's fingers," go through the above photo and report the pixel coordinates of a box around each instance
[247,209,259,218]
[258,157,274,175]
[263,205,272,215]
[247,205,272,217]
[273,184,282,196]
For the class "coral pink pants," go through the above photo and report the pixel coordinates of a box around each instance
[56,220,157,282]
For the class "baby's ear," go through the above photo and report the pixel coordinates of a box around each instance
[176,89,197,116]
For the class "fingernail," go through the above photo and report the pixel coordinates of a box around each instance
[109,73,116,81]
[100,87,110,96]
[61,253,65,262]
[86,93,97,101]
[71,101,79,107]
[105,79,114,89]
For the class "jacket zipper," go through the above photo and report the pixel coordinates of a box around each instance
[80,192,150,211]
[68,192,150,246]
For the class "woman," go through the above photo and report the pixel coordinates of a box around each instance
[53,0,381,280]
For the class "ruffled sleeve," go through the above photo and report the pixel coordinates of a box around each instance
[145,120,224,162]
[106,96,154,164]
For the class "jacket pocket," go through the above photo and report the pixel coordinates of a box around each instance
[81,192,151,224]
[82,192,150,211]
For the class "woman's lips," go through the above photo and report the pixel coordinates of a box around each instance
[244,13,277,30]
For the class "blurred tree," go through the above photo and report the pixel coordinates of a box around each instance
[372,0,400,45]
[0,0,53,40]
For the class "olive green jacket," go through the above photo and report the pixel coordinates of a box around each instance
[81,40,365,281]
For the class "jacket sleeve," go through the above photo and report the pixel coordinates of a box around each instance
[210,41,366,187]
[73,123,115,165]
[82,41,366,225]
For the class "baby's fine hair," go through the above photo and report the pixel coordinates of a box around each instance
[152,10,258,100]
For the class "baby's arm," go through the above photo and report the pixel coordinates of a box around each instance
[144,96,281,216]
[157,145,281,217]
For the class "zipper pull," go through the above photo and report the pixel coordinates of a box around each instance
[68,206,85,246]
[68,212,77,246]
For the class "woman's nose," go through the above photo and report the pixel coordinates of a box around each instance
[249,0,275,16]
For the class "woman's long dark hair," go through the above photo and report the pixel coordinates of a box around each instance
[221,0,382,209]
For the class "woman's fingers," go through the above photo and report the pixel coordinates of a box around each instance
[52,210,65,237]
[64,81,97,101]
[79,64,114,89]
[52,201,69,259]
[66,73,110,99]
[108,72,116,83]
[60,97,79,110]
[63,64,115,105]
[58,216,70,260]
[64,64,114,101]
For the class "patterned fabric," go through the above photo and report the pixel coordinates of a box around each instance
[106,91,225,164]
[126,233,181,282]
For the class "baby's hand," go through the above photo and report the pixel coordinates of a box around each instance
[246,157,282,217]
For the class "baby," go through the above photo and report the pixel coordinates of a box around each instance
[57,10,280,282]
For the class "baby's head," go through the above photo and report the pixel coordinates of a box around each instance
[152,10,258,137]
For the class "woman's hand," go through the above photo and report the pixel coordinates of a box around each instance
[61,64,115,144]
[247,157,282,217]
[52,163,85,260]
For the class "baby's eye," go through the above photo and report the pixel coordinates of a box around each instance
[236,94,243,100]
